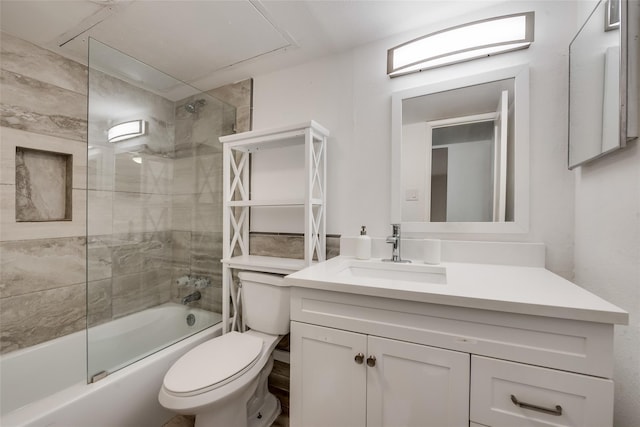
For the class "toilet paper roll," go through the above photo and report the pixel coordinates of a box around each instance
[424,239,441,264]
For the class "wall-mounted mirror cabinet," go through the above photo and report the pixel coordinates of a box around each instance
[391,65,530,234]
[568,0,639,168]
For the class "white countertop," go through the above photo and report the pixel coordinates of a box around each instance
[284,256,628,325]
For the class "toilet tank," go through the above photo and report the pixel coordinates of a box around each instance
[238,271,290,335]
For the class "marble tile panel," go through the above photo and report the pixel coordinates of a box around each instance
[1,184,86,241]
[110,237,144,277]
[221,104,237,136]
[191,231,223,255]
[189,265,222,290]
[206,78,252,133]
[172,156,196,195]
[87,145,115,191]
[104,231,172,277]
[171,230,191,268]
[0,127,87,188]
[171,194,195,232]
[113,153,173,195]
[111,268,171,318]
[249,233,341,260]
[195,153,223,197]
[141,231,173,271]
[1,32,87,95]
[0,283,85,353]
[87,278,112,327]
[327,235,341,259]
[249,234,304,260]
[142,156,173,195]
[112,191,172,235]
[192,119,225,155]
[173,116,194,160]
[236,105,252,134]
[87,189,114,237]
[15,147,71,221]
[193,199,223,233]
[1,70,87,142]
[0,236,86,298]
[87,236,113,282]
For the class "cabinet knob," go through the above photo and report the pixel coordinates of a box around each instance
[354,353,365,364]
[366,355,377,367]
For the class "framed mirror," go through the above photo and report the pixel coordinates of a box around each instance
[568,0,639,168]
[391,65,530,234]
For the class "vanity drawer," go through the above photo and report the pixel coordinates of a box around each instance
[470,356,613,427]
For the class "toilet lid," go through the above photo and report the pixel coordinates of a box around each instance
[163,332,263,396]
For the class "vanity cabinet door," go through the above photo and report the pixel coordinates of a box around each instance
[470,356,614,427]
[290,321,367,427]
[366,336,470,427]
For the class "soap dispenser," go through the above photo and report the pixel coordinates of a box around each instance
[355,226,371,260]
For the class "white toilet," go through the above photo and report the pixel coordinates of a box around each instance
[158,271,290,427]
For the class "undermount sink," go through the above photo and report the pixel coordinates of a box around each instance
[337,260,447,285]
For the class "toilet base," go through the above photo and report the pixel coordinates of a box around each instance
[192,352,281,427]
[248,393,280,427]
[248,355,281,427]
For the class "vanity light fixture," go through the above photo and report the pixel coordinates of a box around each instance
[387,12,534,77]
[107,120,146,143]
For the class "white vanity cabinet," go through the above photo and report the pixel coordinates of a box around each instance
[288,284,620,427]
[290,321,470,427]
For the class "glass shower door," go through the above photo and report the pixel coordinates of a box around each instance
[86,39,234,381]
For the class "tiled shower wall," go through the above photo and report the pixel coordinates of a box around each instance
[0,32,252,354]
[1,33,89,353]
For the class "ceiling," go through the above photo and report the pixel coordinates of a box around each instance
[0,0,505,94]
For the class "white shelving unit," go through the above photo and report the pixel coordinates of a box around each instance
[219,121,330,333]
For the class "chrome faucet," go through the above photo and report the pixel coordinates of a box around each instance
[383,223,411,263]
[181,290,201,305]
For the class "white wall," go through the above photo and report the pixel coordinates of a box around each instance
[253,1,574,278]
[252,0,576,277]
[572,2,640,426]
[251,1,638,424]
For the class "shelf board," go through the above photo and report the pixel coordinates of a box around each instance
[227,199,323,207]
[222,255,311,274]
[219,121,330,152]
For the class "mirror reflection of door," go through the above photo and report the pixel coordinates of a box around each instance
[427,90,508,222]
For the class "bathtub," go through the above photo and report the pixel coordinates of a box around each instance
[1,303,222,427]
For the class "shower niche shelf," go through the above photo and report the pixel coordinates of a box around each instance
[219,121,329,333]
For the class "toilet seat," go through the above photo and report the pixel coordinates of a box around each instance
[163,332,263,397]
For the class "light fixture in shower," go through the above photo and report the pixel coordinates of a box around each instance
[387,11,535,77]
[108,120,146,143]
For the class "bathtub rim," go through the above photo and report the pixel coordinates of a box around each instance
[1,319,222,426]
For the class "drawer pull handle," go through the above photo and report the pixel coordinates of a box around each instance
[510,394,563,416]
[354,353,364,364]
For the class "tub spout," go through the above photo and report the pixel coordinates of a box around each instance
[181,291,201,305]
